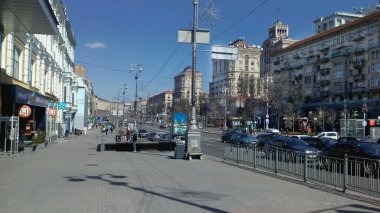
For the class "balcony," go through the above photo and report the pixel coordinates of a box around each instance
[320,68,330,75]
[319,45,330,52]
[368,42,380,49]
[352,34,365,41]
[352,73,365,81]
[331,89,344,94]
[331,51,349,58]
[320,91,330,97]
[317,57,330,63]
[319,79,330,86]
[273,60,280,65]
[349,87,366,93]
[353,47,365,55]
[353,60,365,69]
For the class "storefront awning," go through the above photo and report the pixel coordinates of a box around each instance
[3,84,50,108]
[0,0,58,35]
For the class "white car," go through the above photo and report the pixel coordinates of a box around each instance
[173,136,185,144]
[314,132,338,140]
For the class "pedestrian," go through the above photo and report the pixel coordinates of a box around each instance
[83,127,87,135]
[132,131,137,152]
[110,126,113,134]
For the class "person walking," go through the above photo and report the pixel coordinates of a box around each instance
[132,131,137,152]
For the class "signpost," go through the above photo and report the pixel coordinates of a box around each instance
[18,105,32,118]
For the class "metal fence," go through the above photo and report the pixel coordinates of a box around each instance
[224,144,380,197]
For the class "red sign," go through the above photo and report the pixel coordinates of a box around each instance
[18,105,32,118]
[369,120,376,127]
[48,108,56,116]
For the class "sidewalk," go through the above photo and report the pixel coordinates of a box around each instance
[0,130,379,213]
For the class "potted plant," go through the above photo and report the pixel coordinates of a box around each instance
[32,130,47,151]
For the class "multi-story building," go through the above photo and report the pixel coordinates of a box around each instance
[261,20,297,77]
[314,12,363,34]
[148,90,173,122]
[173,66,202,105]
[209,38,262,115]
[0,0,76,144]
[271,10,380,119]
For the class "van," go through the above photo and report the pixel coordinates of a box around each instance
[315,132,338,140]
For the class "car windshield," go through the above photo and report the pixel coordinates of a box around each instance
[356,143,380,155]
[286,139,308,146]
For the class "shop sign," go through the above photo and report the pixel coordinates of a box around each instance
[48,108,56,116]
[18,105,32,118]
[14,86,49,107]
[369,119,380,127]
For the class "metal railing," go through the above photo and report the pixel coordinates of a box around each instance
[224,144,380,197]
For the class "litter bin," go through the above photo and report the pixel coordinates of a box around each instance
[174,143,185,159]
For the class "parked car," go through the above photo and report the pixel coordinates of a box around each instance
[154,132,170,142]
[319,141,380,175]
[138,129,148,138]
[230,133,258,146]
[299,136,336,150]
[289,135,309,140]
[314,131,338,140]
[159,123,168,128]
[265,128,281,134]
[264,137,319,160]
[147,132,157,141]
[221,130,241,143]
[256,133,285,148]
[173,136,185,144]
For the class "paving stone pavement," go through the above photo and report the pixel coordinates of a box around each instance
[1,129,380,213]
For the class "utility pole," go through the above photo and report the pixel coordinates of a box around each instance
[121,83,128,127]
[130,64,142,130]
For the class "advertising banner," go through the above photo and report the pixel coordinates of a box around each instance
[172,112,188,136]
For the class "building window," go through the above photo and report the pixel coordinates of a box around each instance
[371,62,380,73]
[12,46,21,79]
[368,26,374,35]
[333,82,342,92]
[337,18,342,26]
[333,69,343,79]
[372,76,380,86]
[304,76,312,84]
[334,60,344,66]
[339,36,344,44]
[372,50,380,59]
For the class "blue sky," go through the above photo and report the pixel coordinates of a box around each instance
[63,0,376,101]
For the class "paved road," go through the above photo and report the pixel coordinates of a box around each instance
[0,130,380,213]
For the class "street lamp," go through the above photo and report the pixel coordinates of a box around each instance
[121,83,128,128]
[262,74,273,130]
[130,64,143,130]
[222,86,229,130]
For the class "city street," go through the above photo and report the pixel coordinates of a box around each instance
[1,129,380,213]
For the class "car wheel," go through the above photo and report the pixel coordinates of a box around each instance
[364,160,378,175]
[286,152,295,162]
[319,157,330,170]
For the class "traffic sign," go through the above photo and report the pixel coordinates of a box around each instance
[18,105,32,118]
[362,120,367,127]
[266,114,269,119]
[58,102,67,110]
[48,108,56,116]
[362,103,368,113]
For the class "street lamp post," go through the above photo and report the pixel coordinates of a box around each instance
[121,83,128,128]
[262,74,272,130]
[130,64,142,130]
[222,86,229,130]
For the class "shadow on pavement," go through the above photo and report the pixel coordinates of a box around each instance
[307,203,380,213]
[64,173,229,213]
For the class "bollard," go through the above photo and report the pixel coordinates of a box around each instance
[343,154,348,193]
[253,146,256,170]
[304,153,308,182]
[275,148,278,175]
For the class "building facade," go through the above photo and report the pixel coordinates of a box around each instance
[0,0,77,144]
[209,38,262,115]
[173,66,202,105]
[271,11,380,120]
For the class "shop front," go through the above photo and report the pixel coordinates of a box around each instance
[1,84,50,145]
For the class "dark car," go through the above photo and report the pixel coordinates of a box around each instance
[138,129,148,138]
[221,130,241,143]
[147,132,157,141]
[301,136,336,150]
[230,133,258,146]
[256,133,285,148]
[319,142,380,175]
[264,137,319,159]
[320,142,380,160]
